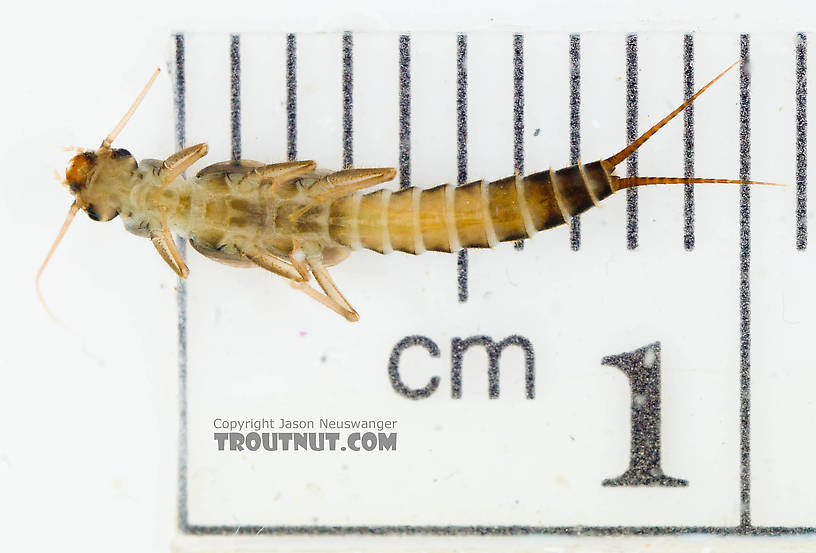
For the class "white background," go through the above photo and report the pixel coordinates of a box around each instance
[3,1,816,552]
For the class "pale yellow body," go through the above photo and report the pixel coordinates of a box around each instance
[121,161,322,265]
[43,61,766,322]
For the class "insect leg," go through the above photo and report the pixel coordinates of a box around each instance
[239,242,357,319]
[149,210,189,278]
[290,168,397,224]
[146,146,210,278]
[290,238,312,281]
[151,144,210,253]
[302,255,359,322]
[153,144,209,205]
[159,143,209,185]
[150,230,188,278]
[290,280,358,321]
[240,246,304,282]
[254,160,316,193]
[307,167,397,203]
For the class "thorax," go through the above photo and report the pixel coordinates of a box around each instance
[119,159,333,258]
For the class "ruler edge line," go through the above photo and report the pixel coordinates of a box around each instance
[175,31,812,535]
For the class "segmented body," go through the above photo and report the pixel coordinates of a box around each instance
[117,160,353,267]
[43,60,766,322]
[113,157,614,264]
[328,161,612,254]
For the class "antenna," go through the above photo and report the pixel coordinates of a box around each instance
[36,201,79,321]
[100,68,161,150]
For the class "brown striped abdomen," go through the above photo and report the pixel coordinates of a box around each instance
[328,160,616,254]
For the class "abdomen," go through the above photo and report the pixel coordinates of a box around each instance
[327,160,615,254]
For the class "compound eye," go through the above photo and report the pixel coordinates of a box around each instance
[113,148,132,159]
[85,203,118,222]
[86,204,101,221]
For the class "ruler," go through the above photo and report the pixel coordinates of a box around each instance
[172,31,814,538]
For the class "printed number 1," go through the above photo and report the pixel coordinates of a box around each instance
[602,342,688,487]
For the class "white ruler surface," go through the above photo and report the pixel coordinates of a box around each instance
[172,31,814,538]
